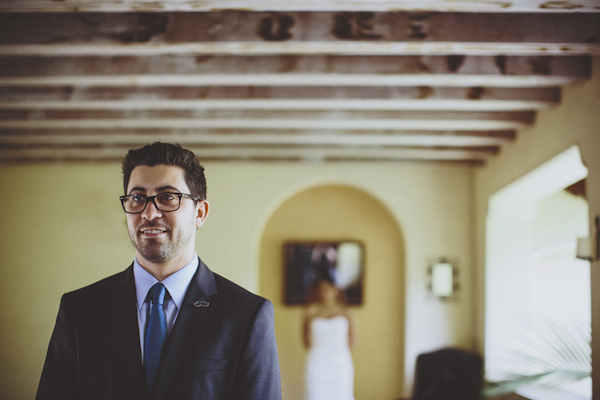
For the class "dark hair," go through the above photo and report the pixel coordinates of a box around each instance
[122,142,207,200]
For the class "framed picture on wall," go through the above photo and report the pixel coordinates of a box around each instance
[283,241,365,305]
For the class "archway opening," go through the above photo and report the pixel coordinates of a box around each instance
[259,184,405,400]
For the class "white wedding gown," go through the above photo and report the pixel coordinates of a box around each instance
[305,315,355,400]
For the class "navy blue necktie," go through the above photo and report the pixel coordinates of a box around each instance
[145,283,167,392]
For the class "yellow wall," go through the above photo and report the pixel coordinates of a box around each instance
[0,164,134,399]
[0,161,475,399]
[201,162,476,397]
[258,185,405,399]
[474,56,600,396]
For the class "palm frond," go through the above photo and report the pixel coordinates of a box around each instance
[484,319,590,398]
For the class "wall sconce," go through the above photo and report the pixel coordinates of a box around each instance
[577,215,600,262]
[427,258,459,301]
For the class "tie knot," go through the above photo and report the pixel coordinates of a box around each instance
[148,283,166,305]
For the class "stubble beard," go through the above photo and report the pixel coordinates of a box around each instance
[129,224,194,264]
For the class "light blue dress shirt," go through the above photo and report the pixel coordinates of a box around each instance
[134,253,199,362]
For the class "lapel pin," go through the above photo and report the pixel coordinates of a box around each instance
[193,300,210,308]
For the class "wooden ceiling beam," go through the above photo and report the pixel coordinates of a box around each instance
[2,0,600,13]
[0,86,561,105]
[0,56,590,80]
[0,145,494,163]
[0,130,515,147]
[0,117,530,131]
[0,12,598,56]
[1,12,599,46]
[0,55,588,88]
[0,73,584,88]
[0,99,558,112]
[1,43,598,57]
[0,109,536,121]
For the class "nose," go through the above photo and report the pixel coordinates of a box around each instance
[141,198,163,220]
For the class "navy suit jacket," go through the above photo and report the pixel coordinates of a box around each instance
[36,259,281,400]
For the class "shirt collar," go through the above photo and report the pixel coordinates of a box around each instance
[133,253,199,311]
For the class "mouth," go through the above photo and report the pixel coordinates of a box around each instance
[139,226,169,236]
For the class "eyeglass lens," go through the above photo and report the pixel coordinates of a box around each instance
[122,193,181,213]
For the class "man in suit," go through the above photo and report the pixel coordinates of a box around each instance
[36,142,281,400]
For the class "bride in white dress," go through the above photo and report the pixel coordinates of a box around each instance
[303,280,356,400]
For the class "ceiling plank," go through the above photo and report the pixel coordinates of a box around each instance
[0,12,598,55]
[0,56,590,80]
[0,109,536,120]
[0,117,530,131]
[1,42,598,57]
[0,73,585,88]
[0,99,558,112]
[0,54,589,88]
[0,86,561,104]
[0,145,495,163]
[2,0,600,13]
[0,131,513,147]
[0,127,515,137]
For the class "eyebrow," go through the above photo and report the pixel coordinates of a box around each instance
[128,185,181,195]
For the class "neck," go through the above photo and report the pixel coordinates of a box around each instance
[136,250,195,281]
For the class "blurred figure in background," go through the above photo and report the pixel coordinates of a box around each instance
[303,279,356,400]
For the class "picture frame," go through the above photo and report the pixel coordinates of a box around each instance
[283,241,365,305]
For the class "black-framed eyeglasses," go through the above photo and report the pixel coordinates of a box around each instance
[119,192,199,214]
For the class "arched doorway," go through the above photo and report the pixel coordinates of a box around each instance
[259,184,405,400]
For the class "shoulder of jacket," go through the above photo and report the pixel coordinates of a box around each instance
[62,266,132,299]
[212,272,270,306]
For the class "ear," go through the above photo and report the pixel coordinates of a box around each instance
[195,200,210,228]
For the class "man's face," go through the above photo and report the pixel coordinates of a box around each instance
[126,164,207,266]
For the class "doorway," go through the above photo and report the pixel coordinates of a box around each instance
[485,146,591,398]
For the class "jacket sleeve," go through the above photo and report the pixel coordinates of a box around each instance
[36,294,79,400]
[232,299,282,400]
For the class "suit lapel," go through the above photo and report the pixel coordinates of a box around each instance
[150,259,219,400]
[108,265,147,399]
